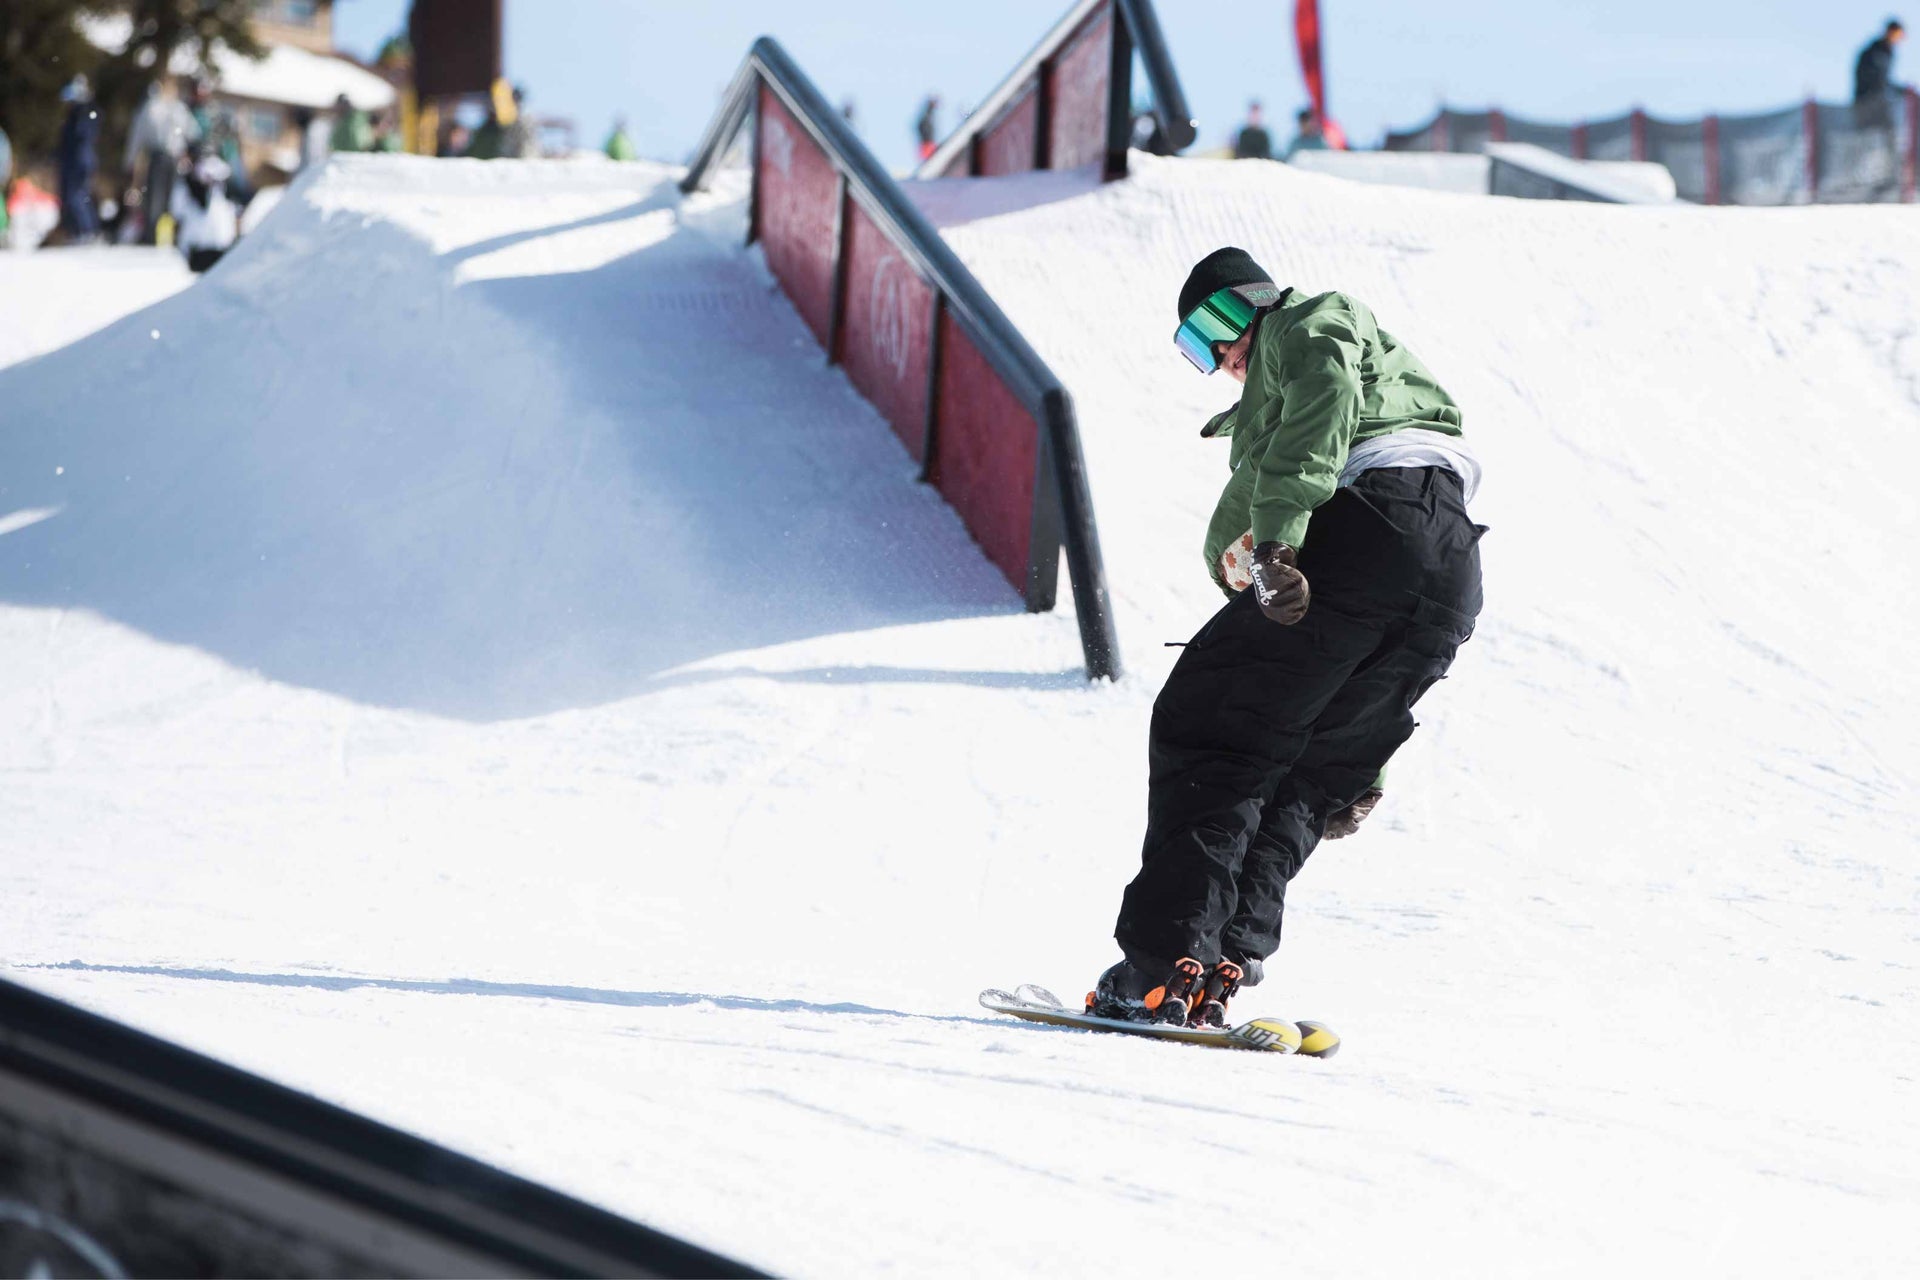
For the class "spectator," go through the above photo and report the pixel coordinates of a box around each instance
[330,93,374,154]
[915,95,940,160]
[370,111,405,153]
[186,77,216,137]
[469,86,534,159]
[124,79,200,244]
[1233,101,1273,160]
[1283,108,1330,160]
[439,123,471,158]
[604,116,637,161]
[169,142,238,273]
[1854,18,1907,130]
[207,111,252,205]
[503,87,537,158]
[467,107,505,159]
[57,76,102,244]
[0,122,12,245]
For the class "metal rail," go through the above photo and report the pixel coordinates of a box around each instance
[914,0,1196,181]
[681,38,1121,681]
[0,976,759,1277]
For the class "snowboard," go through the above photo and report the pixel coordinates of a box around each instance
[980,985,1340,1056]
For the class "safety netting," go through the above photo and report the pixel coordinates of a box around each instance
[1384,95,1918,204]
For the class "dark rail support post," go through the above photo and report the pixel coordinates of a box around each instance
[825,173,849,365]
[1104,0,1135,181]
[920,291,945,483]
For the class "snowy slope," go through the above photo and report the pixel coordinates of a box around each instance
[0,246,189,372]
[4,154,1918,1277]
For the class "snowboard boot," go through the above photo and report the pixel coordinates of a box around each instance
[1187,960,1244,1029]
[1086,956,1207,1025]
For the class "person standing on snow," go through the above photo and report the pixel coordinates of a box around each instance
[0,122,12,245]
[1854,18,1906,129]
[123,79,199,244]
[169,142,238,273]
[915,95,941,160]
[57,77,102,243]
[1088,247,1485,1029]
[330,93,374,154]
[1283,108,1330,160]
[604,116,638,161]
[1233,101,1272,159]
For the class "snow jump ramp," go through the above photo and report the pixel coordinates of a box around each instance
[0,156,1041,721]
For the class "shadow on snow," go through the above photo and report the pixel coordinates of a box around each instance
[0,170,1034,721]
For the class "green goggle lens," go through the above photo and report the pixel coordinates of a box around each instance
[1173,288,1260,373]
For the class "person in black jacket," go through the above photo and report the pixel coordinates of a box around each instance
[57,77,102,243]
[1233,102,1272,160]
[1853,19,1906,130]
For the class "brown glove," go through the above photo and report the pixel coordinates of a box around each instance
[1248,541,1310,625]
[1324,788,1382,840]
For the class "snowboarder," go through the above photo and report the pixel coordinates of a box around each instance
[1089,247,1485,1028]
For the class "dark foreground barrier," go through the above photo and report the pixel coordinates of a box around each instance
[1387,97,1920,205]
[916,0,1194,182]
[0,976,761,1278]
[682,38,1121,681]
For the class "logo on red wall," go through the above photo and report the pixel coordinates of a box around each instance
[867,252,913,381]
[762,113,794,177]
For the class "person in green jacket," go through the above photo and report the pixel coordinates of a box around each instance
[329,94,374,154]
[1088,247,1485,1029]
[604,117,637,162]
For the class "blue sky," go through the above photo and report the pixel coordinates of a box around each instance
[333,1,1911,166]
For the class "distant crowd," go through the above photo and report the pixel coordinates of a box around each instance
[4,68,648,268]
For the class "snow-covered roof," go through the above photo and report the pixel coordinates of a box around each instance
[81,14,395,112]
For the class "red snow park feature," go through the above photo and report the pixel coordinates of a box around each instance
[917,0,1196,182]
[684,39,1120,681]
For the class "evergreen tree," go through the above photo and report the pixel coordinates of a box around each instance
[0,1,111,162]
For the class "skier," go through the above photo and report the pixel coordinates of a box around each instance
[1088,247,1485,1028]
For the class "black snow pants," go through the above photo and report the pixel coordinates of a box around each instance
[1116,466,1484,973]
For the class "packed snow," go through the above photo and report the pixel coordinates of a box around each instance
[0,246,189,370]
[2,153,1916,1277]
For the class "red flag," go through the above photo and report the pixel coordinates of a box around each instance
[1295,0,1325,120]
[1294,0,1347,149]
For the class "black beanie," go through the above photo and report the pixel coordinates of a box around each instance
[1177,247,1277,321]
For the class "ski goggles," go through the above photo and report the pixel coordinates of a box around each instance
[1173,287,1263,374]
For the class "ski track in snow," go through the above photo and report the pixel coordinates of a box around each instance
[3,154,1919,1277]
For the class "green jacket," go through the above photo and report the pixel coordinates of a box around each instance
[1201,289,1462,595]
[465,119,505,160]
[331,109,374,154]
[604,127,637,161]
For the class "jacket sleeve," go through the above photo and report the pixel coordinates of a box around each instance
[1246,296,1367,549]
